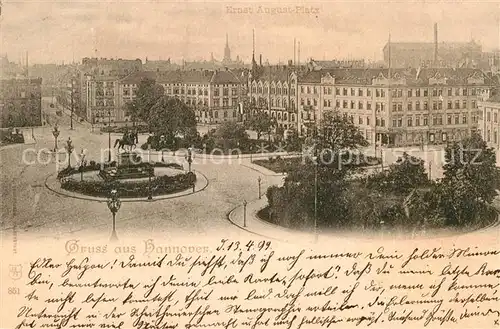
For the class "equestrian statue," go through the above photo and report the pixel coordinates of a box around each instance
[114,129,138,151]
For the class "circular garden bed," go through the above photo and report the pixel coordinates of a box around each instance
[57,161,196,198]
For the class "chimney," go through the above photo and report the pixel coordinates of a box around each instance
[434,23,438,65]
[288,59,293,66]
[259,54,262,66]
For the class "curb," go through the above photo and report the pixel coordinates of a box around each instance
[44,170,209,203]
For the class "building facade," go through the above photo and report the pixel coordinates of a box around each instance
[87,69,246,126]
[478,92,500,162]
[297,68,493,147]
[0,77,42,128]
[248,66,298,130]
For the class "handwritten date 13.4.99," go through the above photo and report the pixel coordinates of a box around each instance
[216,239,272,252]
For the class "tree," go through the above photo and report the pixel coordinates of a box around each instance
[126,78,165,130]
[214,121,249,149]
[436,133,499,225]
[442,132,498,204]
[317,111,369,152]
[246,111,274,140]
[367,152,429,194]
[148,96,196,137]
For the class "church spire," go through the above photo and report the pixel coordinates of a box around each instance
[223,33,231,63]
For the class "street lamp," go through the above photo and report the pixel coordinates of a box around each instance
[257,176,262,199]
[186,147,193,172]
[65,137,74,168]
[108,110,112,162]
[106,189,121,242]
[79,149,86,182]
[52,125,60,152]
[69,79,75,130]
[148,162,153,201]
[243,200,247,227]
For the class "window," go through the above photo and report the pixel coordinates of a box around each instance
[416,89,421,97]
[350,101,355,109]
[232,88,237,96]
[381,119,385,127]
[359,101,363,109]
[438,116,443,125]
[462,114,468,124]
[343,88,348,96]
[376,89,380,97]
[351,88,355,96]
[313,99,317,106]
[448,88,452,96]
[398,104,402,111]
[367,89,372,96]
[381,103,385,111]
[367,102,372,110]
[423,116,428,125]
[215,111,219,118]
[336,100,340,108]
[393,103,397,111]
[314,87,317,94]
[424,101,428,110]
[359,88,363,97]
[472,100,476,108]
[433,89,438,97]
[359,116,363,125]
[343,100,348,108]
[336,88,340,95]
[307,86,310,94]
[433,102,437,111]
[324,100,328,107]
[471,88,477,96]
[433,116,438,126]
[381,89,386,97]
[438,101,442,110]
[407,117,413,127]
[455,100,460,109]
[447,115,452,125]
[376,103,380,111]
[392,119,397,127]
[416,116,420,126]
[398,118,403,127]
[408,89,413,97]
[495,112,498,123]
[455,88,460,96]
[397,89,403,97]
[495,130,498,144]
[463,100,467,109]
[438,89,443,96]
[407,102,412,111]
[462,88,467,96]
[416,101,420,111]
[455,114,459,124]
[487,112,491,122]
[223,111,228,118]
[423,89,428,97]
[366,117,370,125]
[376,118,381,126]
[447,101,452,109]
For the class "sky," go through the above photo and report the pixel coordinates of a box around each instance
[1,0,499,65]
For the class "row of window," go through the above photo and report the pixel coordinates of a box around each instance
[332,87,484,98]
[486,111,499,123]
[486,129,500,143]
[391,113,476,127]
[200,111,237,119]
[251,86,296,96]
[270,111,295,122]
[392,100,477,111]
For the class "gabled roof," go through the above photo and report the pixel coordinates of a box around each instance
[298,68,493,86]
[210,70,242,84]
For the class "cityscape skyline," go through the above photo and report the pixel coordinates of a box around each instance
[1,1,500,65]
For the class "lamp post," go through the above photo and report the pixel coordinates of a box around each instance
[380,148,384,171]
[258,176,262,199]
[243,200,247,227]
[108,110,112,162]
[250,145,253,163]
[428,161,432,180]
[186,147,193,172]
[52,125,60,152]
[69,78,75,130]
[79,150,85,182]
[65,137,74,168]
[107,189,121,242]
[148,162,153,201]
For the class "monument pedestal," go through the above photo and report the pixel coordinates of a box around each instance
[100,152,151,181]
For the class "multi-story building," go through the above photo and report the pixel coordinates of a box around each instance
[297,68,493,147]
[248,65,298,130]
[0,77,42,128]
[89,69,246,125]
[85,75,119,125]
[478,91,500,161]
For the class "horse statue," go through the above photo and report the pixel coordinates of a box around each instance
[114,131,138,151]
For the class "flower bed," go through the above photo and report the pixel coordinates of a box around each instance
[58,162,191,198]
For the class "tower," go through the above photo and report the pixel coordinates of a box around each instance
[223,33,231,63]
